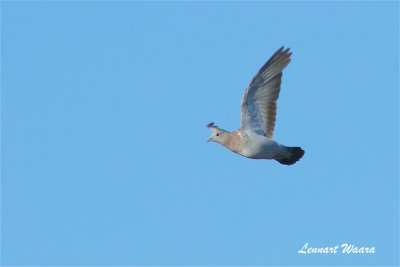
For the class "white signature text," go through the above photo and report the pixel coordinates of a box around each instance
[298,242,375,254]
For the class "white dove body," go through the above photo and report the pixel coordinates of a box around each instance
[239,131,284,159]
[207,47,304,165]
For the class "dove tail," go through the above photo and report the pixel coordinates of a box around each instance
[275,146,305,165]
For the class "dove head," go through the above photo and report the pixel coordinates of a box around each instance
[206,122,229,144]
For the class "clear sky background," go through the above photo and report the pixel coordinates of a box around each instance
[1,1,399,266]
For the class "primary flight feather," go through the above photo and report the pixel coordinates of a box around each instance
[207,46,304,165]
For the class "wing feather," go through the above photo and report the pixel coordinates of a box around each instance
[240,46,292,138]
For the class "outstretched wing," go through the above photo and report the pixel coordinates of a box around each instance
[240,46,292,138]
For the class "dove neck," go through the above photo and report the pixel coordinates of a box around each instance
[220,131,242,153]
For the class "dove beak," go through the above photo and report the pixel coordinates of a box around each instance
[207,138,212,143]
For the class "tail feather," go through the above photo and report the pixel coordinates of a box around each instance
[275,146,305,165]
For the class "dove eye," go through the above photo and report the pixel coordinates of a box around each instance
[216,133,220,137]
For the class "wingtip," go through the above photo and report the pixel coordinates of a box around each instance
[280,46,292,60]
[206,122,215,128]
[275,45,290,53]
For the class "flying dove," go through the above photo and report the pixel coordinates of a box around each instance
[207,46,304,165]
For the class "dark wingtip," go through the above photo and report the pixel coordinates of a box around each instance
[206,122,215,128]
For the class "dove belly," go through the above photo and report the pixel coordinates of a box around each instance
[239,135,283,159]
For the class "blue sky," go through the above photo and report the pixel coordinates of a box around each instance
[1,1,399,266]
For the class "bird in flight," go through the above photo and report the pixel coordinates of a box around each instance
[207,46,304,165]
